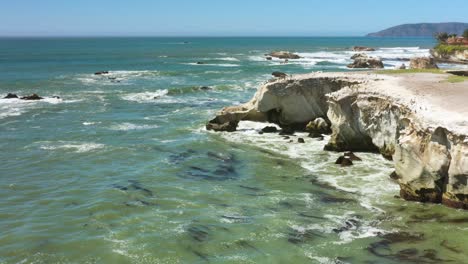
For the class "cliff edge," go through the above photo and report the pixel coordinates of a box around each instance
[207,72,468,209]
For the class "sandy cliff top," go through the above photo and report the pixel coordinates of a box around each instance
[286,71,468,135]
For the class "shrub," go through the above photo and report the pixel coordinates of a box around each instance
[463,29,468,39]
[435,32,449,43]
[434,44,468,55]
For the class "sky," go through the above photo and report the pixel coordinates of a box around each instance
[0,0,467,37]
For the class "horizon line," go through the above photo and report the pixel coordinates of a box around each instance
[0,35,437,38]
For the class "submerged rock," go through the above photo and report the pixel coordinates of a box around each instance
[409,57,438,69]
[265,56,273,60]
[298,138,305,143]
[3,93,18,99]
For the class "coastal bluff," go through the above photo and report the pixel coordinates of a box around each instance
[207,72,468,209]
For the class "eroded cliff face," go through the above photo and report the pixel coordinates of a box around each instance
[326,86,468,209]
[208,72,468,209]
[430,49,468,64]
[207,75,360,130]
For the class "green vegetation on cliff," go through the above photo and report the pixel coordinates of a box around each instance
[434,44,468,55]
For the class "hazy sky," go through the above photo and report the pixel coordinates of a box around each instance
[1,0,467,36]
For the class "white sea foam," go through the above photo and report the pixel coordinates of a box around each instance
[248,47,431,70]
[82,121,101,126]
[76,70,162,85]
[38,141,105,153]
[121,90,169,103]
[184,63,240,67]
[0,97,77,119]
[213,57,240,61]
[109,122,159,131]
[213,120,397,214]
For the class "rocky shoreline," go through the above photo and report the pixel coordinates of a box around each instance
[207,72,468,210]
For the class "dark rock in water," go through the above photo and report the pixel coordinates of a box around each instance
[52,96,61,99]
[128,180,154,197]
[261,126,278,133]
[192,250,209,261]
[335,156,353,167]
[206,120,238,132]
[3,93,18,99]
[440,240,462,253]
[221,214,251,223]
[94,71,109,75]
[353,46,375,51]
[196,61,205,65]
[380,232,425,244]
[390,171,400,180]
[333,218,360,233]
[266,56,273,60]
[321,196,355,203]
[268,51,301,59]
[308,131,323,139]
[187,225,210,242]
[343,151,362,161]
[239,185,262,192]
[347,56,384,69]
[272,71,288,78]
[298,138,305,143]
[305,117,331,134]
[21,94,43,100]
[287,228,323,245]
[279,127,295,135]
[199,86,211,90]
[283,136,290,140]
[207,151,236,163]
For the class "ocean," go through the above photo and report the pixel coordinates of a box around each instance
[0,37,467,263]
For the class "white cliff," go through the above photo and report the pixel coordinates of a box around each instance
[207,72,468,209]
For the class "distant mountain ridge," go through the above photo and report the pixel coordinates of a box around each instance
[367,22,468,37]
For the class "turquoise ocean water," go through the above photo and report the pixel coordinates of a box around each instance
[0,37,467,263]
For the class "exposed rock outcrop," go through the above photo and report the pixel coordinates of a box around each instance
[430,49,468,64]
[272,72,288,78]
[410,57,438,69]
[206,74,361,131]
[21,94,43,100]
[94,71,109,75]
[3,93,18,99]
[306,117,331,134]
[353,46,376,51]
[268,51,301,59]
[347,54,384,69]
[208,72,468,209]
